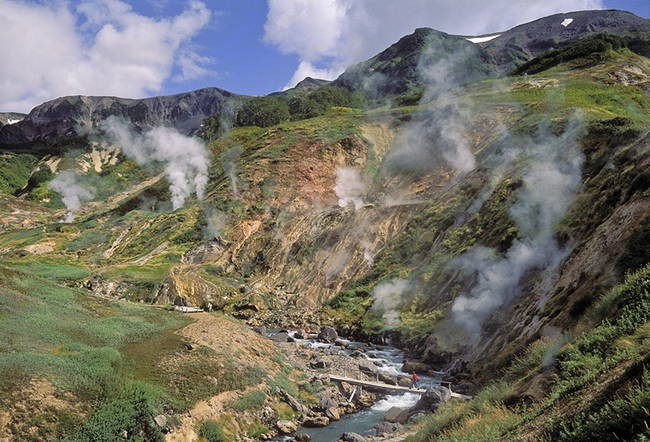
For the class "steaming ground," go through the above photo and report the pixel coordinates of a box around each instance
[47,170,95,223]
[451,117,586,340]
[102,116,212,210]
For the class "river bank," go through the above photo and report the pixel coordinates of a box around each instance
[268,328,444,442]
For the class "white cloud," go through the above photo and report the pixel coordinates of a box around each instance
[0,0,212,112]
[263,0,348,62]
[283,61,345,91]
[264,0,604,86]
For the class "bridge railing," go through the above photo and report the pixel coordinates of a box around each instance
[342,368,451,391]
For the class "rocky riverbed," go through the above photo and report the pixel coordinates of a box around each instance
[163,315,462,442]
[265,326,457,442]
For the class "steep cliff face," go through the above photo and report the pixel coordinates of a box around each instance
[0,87,238,144]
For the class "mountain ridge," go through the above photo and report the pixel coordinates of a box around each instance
[3,9,649,147]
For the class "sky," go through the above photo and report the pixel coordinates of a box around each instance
[1,0,649,113]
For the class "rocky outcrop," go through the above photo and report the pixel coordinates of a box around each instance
[0,87,238,144]
[412,386,452,412]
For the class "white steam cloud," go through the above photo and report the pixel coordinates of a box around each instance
[451,118,585,340]
[102,116,212,210]
[220,146,244,196]
[372,279,411,327]
[204,207,228,239]
[383,48,478,176]
[334,167,366,209]
[48,170,96,223]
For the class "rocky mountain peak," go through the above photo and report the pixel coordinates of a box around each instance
[0,87,239,144]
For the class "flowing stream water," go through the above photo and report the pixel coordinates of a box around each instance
[273,333,442,442]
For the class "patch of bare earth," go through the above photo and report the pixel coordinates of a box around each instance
[165,313,278,442]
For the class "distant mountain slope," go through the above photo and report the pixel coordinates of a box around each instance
[331,27,496,98]
[482,9,650,72]
[0,87,239,144]
[2,10,648,147]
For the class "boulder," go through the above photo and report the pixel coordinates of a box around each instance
[277,420,297,435]
[153,414,167,428]
[317,391,337,411]
[279,388,307,412]
[341,432,367,442]
[397,376,412,388]
[358,360,379,376]
[294,329,306,339]
[378,372,397,385]
[412,385,452,412]
[310,360,327,369]
[318,326,338,342]
[325,406,340,421]
[269,332,293,343]
[302,416,330,427]
[374,422,402,437]
[401,360,431,374]
[252,326,267,337]
[384,407,410,424]
[294,434,311,442]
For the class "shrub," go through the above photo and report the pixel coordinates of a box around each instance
[78,386,164,442]
[200,420,225,442]
[511,33,627,76]
[227,390,267,412]
[235,96,290,128]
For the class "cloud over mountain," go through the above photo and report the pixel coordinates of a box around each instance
[0,0,212,113]
[264,0,604,89]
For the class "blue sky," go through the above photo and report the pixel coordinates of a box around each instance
[0,0,648,113]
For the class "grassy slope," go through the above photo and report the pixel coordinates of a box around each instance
[407,263,650,442]
[0,110,368,441]
[0,43,650,441]
[0,264,294,441]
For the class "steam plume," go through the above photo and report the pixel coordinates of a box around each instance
[204,207,228,239]
[47,170,95,223]
[451,119,585,340]
[220,146,244,196]
[382,49,480,176]
[102,116,212,210]
[334,167,366,209]
[372,279,411,327]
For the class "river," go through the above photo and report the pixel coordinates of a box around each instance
[273,333,441,442]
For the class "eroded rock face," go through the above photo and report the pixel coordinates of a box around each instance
[0,88,238,144]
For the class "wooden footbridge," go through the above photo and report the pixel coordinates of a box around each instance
[329,374,472,400]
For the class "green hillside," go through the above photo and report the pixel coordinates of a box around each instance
[1,22,650,442]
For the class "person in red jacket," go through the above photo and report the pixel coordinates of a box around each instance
[411,372,420,389]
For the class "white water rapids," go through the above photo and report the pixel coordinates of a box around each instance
[272,332,442,441]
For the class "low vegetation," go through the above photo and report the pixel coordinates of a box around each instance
[1,21,650,442]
